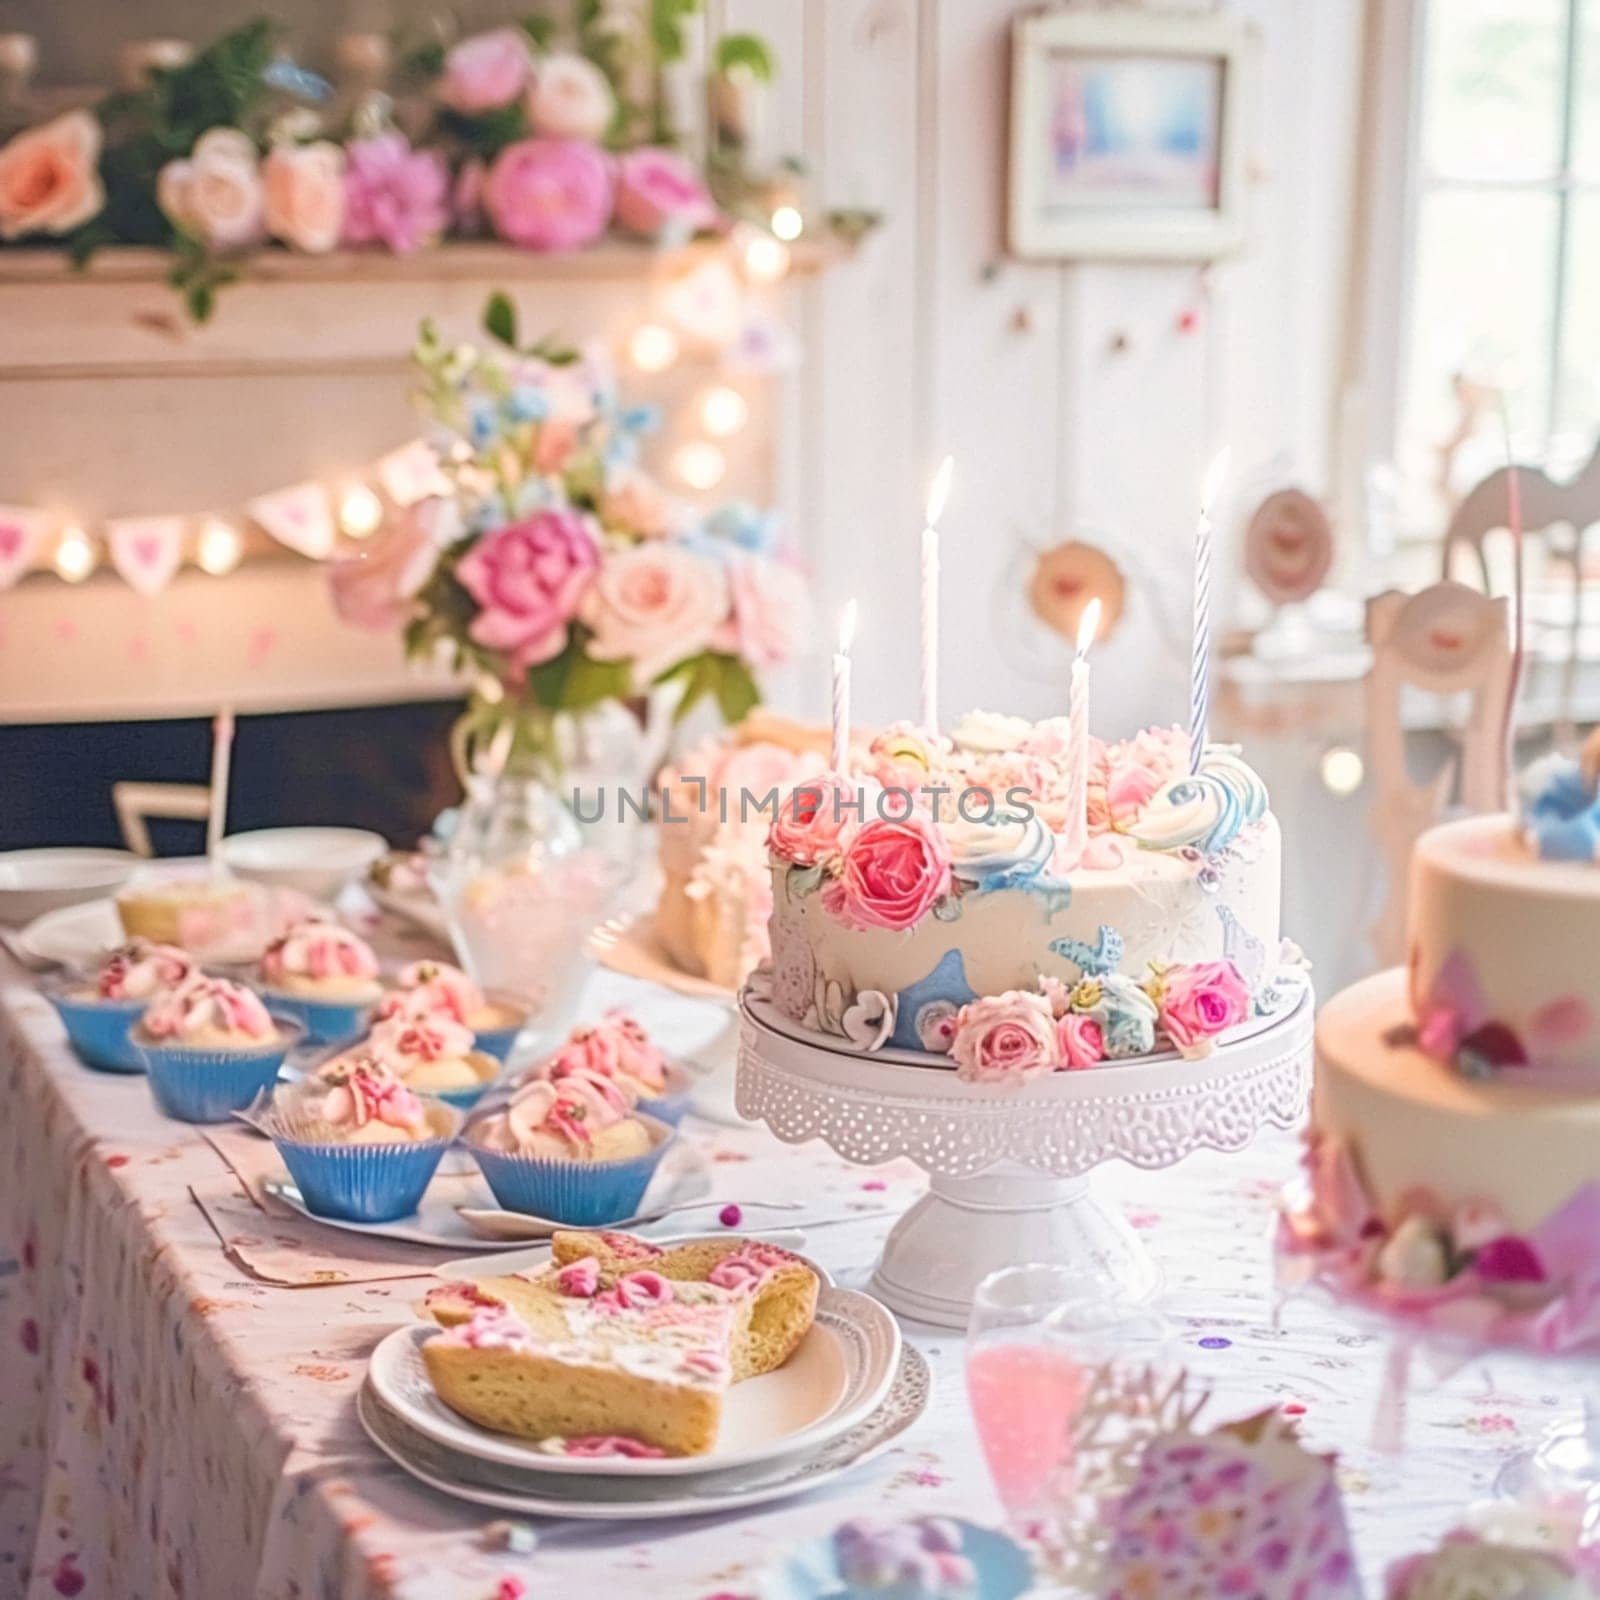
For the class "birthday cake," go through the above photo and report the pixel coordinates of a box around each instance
[1293,745,1600,1342]
[757,715,1293,1077]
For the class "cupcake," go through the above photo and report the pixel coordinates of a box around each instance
[464,1067,673,1226]
[116,878,256,948]
[134,976,301,1122]
[348,1012,499,1108]
[374,959,530,1062]
[265,1056,459,1222]
[535,1011,693,1126]
[46,938,200,1073]
[257,916,382,1045]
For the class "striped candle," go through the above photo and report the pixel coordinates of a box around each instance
[1063,598,1102,868]
[920,456,953,732]
[1190,448,1231,772]
[832,599,858,774]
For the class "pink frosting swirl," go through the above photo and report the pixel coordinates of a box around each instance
[141,977,274,1044]
[1087,725,1192,834]
[483,1067,635,1154]
[593,1270,675,1314]
[366,1013,477,1073]
[546,1011,667,1097]
[96,939,197,1002]
[260,918,379,988]
[555,1256,601,1298]
[821,816,953,933]
[563,1435,667,1459]
[706,1241,796,1292]
[379,960,485,1026]
[319,1060,428,1136]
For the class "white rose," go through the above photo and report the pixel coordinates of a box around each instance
[950,709,1033,756]
[157,127,264,250]
[526,53,616,141]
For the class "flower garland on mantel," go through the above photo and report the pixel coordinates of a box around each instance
[0,11,869,321]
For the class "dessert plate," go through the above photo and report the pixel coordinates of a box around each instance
[356,1342,930,1519]
[588,913,737,1002]
[368,1281,902,1478]
[16,898,124,970]
[0,848,138,927]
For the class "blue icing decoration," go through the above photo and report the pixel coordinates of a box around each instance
[1519,753,1600,861]
[888,950,977,1053]
[1049,925,1124,978]
[954,815,1056,897]
[1215,903,1266,991]
[1132,748,1268,857]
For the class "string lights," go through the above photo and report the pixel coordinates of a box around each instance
[700,386,749,438]
[53,525,97,583]
[196,519,244,576]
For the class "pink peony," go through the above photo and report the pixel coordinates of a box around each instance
[440,27,533,114]
[484,138,613,252]
[951,991,1060,1085]
[715,553,809,670]
[578,543,728,685]
[343,134,450,254]
[0,110,103,240]
[455,509,599,672]
[769,773,864,868]
[328,511,437,630]
[262,140,345,252]
[822,816,953,933]
[613,146,720,237]
[1056,1012,1105,1070]
[1160,960,1251,1056]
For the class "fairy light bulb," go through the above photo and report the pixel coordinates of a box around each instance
[770,205,803,242]
[54,525,96,583]
[338,484,383,539]
[743,233,790,285]
[701,386,749,438]
[673,441,727,491]
[1320,747,1365,796]
[196,518,243,575]
[629,323,680,374]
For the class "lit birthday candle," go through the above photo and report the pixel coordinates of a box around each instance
[921,456,953,732]
[832,599,858,774]
[1499,400,1524,806]
[1190,447,1231,772]
[1065,598,1102,867]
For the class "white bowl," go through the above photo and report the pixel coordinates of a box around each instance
[0,847,140,926]
[219,827,387,902]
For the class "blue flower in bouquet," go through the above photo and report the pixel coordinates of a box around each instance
[619,403,661,436]
[506,385,549,424]
[468,399,500,447]
[687,501,780,557]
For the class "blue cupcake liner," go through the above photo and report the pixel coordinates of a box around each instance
[138,1019,305,1124]
[272,1121,457,1223]
[43,982,147,1073]
[470,991,533,1063]
[637,1062,696,1128]
[259,988,377,1048]
[466,1116,675,1226]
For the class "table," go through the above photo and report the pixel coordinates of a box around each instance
[0,949,1571,1599]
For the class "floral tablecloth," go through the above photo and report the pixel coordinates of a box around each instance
[0,949,1576,1600]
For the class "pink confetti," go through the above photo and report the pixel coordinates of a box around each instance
[54,619,76,642]
[248,625,278,665]
[718,1204,742,1227]
[176,619,198,644]
[128,634,150,662]
[493,1581,526,1600]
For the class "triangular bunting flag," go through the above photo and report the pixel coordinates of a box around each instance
[247,483,334,559]
[0,504,50,589]
[107,516,185,596]
[376,440,449,507]
[659,256,745,347]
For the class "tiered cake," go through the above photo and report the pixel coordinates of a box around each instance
[1304,751,1600,1317]
[758,714,1293,1075]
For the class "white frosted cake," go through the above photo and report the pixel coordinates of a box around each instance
[757,715,1293,1079]
[1299,752,1600,1331]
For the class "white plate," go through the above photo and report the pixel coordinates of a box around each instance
[220,827,386,901]
[588,913,737,1002]
[0,848,140,927]
[265,1145,712,1252]
[355,1342,930,1519]
[17,898,125,969]
[369,1281,902,1478]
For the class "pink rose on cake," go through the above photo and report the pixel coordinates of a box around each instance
[1055,1012,1105,1070]
[822,816,952,933]
[456,509,599,671]
[579,544,728,686]
[950,991,1060,1085]
[440,27,533,113]
[1157,960,1250,1058]
[768,774,865,868]
[485,138,613,252]
[1088,725,1192,833]
[613,147,720,237]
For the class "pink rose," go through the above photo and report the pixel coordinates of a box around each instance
[526,53,616,141]
[951,991,1060,1085]
[714,554,809,670]
[1160,960,1251,1056]
[456,509,599,671]
[599,466,680,538]
[328,513,438,630]
[769,774,865,867]
[440,27,532,114]
[157,128,263,252]
[613,146,720,237]
[822,816,953,933]
[1056,1013,1104,1070]
[0,109,104,239]
[262,140,345,252]
[578,543,728,685]
[484,138,613,252]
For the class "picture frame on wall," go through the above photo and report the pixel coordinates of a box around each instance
[1008,9,1254,262]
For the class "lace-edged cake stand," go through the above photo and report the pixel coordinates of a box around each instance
[737,983,1315,1328]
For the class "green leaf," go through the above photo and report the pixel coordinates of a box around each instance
[711,654,761,723]
[524,634,634,712]
[650,0,702,64]
[788,864,825,899]
[518,14,557,51]
[437,102,529,160]
[714,33,776,82]
[656,651,762,727]
[483,291,518,349]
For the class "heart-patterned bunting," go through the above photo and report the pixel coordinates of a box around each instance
[247,483,334,559]
[376,440,448,508]
[107,516,185,596]
[0,504,49,589]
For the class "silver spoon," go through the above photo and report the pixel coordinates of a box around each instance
[454,1196,804,1242]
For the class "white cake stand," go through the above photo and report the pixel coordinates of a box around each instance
[737,984,1314,1327]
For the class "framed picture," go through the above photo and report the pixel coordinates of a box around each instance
[1008,9,1254,262]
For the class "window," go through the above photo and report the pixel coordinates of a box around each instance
[1388,0,1600,534]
